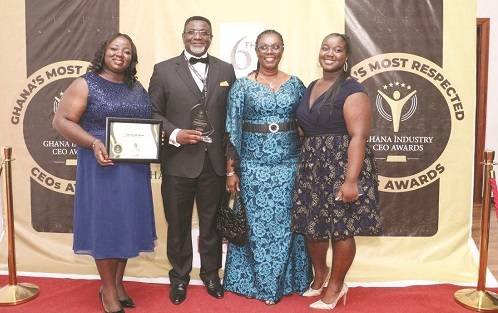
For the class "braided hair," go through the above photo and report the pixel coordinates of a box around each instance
[88,33,138,89]
[253,29,284,79]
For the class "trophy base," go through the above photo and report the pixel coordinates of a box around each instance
[200,136,212,143]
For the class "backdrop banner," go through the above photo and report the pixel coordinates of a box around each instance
[0,0,481,284]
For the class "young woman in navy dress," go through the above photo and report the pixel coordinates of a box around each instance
[292,33,381,310]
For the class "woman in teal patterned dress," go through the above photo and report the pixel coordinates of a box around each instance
[223,30,312,304]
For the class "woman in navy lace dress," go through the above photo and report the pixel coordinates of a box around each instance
[292,33,381,310]
[53,33,156,313]
[224,30,312,304]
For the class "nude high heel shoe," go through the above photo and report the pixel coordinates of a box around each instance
[302,267,330,297]
[309,283,348,310]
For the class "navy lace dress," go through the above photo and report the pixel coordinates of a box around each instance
[73,72,156,259]
[292,79,381,240]
[223,76,312,302]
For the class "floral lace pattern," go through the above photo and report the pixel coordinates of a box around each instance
[223,76,312,302]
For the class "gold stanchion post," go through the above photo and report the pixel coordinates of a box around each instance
[0,147,39,305]
[454,150,498,311]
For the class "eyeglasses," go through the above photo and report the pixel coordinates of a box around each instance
[184,30,212,38]
[256,44,283,52]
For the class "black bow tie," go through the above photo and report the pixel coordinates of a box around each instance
[189,57,208,65]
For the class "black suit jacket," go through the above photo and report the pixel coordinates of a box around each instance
[149,54,236,178]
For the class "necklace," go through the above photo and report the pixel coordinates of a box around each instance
[257,72,279,91]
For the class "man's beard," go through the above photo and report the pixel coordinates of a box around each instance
[189,45,207,55]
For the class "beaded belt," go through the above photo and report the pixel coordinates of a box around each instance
[242,121,297,133]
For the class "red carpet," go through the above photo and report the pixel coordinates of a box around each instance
[0,276,487,312]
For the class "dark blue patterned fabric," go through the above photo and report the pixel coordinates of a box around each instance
[292,135,381,240]
[73,72,156,259]
[292,80,381,240]
[223,76,312,302]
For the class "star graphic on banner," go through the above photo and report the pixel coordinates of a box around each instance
[381,81,413,94]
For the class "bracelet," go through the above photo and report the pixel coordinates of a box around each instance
[90,139,99,149]
[226,171,236,177]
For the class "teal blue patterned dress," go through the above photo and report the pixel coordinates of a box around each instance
[223,76,312,302]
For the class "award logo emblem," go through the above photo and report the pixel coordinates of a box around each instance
[376,83,417,133]
[352,53,462,194]
[113,144,122,155]
[376,82,418,163]
[191,103,214,143]
[350,53,465,236]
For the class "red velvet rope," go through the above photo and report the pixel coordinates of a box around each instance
[490,178,498,218]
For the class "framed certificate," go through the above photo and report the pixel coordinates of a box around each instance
[105,117,162,163]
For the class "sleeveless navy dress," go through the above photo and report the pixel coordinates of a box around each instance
[292,79,381,240]
[73,72,156,259]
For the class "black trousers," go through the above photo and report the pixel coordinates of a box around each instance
[162,156,224,285]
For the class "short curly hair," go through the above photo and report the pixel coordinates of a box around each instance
[89,33,138,88]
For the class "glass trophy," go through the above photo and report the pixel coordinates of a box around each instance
[191,103,214,143]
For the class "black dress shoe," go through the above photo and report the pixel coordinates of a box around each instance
[119,297,135,308]
[204,279,224,299]
[169,283,187,305]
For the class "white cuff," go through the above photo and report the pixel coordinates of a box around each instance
[169,128,181,147]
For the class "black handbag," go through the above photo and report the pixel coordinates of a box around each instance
[216,191,248,246]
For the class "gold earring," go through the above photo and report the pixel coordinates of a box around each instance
[343,62,348,72]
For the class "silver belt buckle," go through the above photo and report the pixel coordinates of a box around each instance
[268,123,279,133]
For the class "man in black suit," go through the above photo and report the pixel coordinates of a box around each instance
[148,16,236,305]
